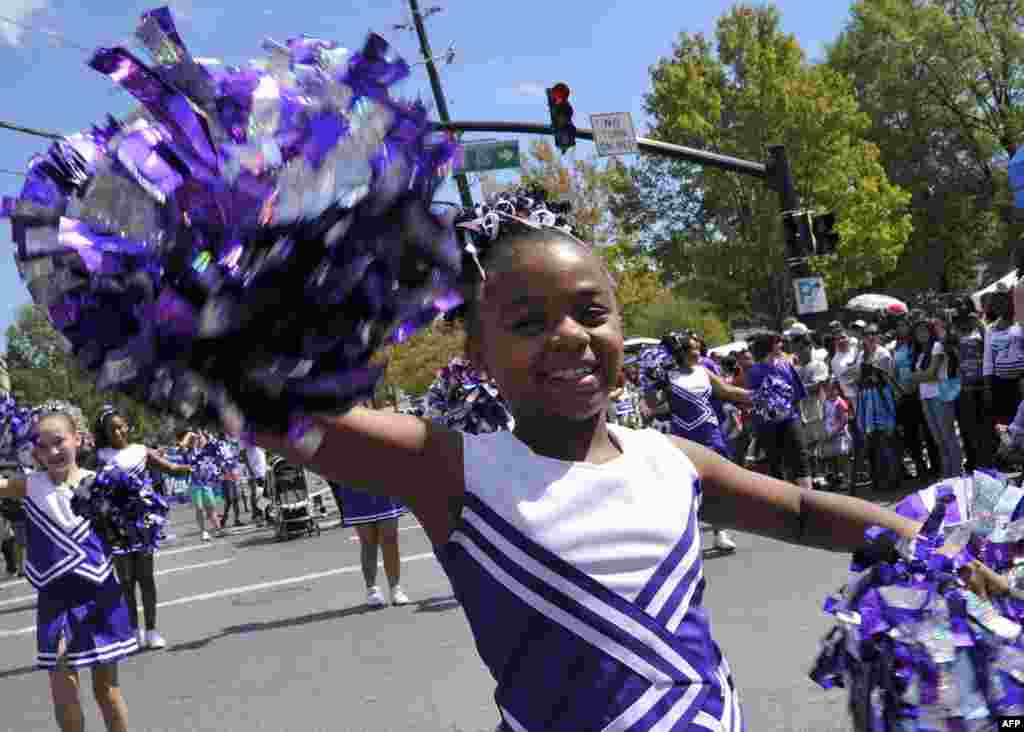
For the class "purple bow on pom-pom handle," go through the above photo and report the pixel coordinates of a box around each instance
[1,6,464,436]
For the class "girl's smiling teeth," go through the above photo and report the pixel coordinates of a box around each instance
[547,365,596,381]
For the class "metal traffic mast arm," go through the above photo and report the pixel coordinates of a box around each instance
[430,120,769,180]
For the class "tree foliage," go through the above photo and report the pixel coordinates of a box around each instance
[827,0,1024,291]
[611,4,912,322]
[624,293,730,345]
[379,321,466,399]
[6,304,167,443]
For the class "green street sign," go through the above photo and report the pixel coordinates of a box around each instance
[458,140,520,173]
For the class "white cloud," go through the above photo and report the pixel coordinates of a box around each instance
[513,81,546,98]
[0,0,49,47]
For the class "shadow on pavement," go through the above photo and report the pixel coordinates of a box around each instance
[414,594,460,613]
[167,604,384,654]
[0,663,38,680]
[702,547,737,561]
[0,601,35,616]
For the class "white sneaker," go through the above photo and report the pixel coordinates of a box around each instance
[201,531,211,542]
[714,531,737,552]
[390,586,410,606]
[145,630,167,649]
[136,629,145,647]
[366,586,387,607]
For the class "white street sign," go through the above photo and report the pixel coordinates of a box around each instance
[793,277,829,315]
[590,112,638,157]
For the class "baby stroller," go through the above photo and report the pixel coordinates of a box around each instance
[264,456,325,541]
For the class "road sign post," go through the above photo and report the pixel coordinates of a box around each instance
[590,112,638,157]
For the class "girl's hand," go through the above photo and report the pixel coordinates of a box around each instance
[959,559,1010,598]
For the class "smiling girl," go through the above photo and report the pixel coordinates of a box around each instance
[0,411,134,732]
[257,221,923,730]
[94,407,190,650]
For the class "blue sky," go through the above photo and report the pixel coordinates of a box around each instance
[0,0,853,343]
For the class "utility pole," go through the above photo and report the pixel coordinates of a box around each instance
[407,0,474,209]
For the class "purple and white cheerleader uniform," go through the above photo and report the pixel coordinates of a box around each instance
[332,482,407,527]
[436,425,743,731]
[665,367,732,459]
[24,469,138,669]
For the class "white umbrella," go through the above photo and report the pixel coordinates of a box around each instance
[846,293,908,315]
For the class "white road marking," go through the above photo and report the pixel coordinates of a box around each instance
[0,552,437,637]
[157,542,224,558]
[0,559,236,609]
[347,523,424,542]
[0,542,224,593]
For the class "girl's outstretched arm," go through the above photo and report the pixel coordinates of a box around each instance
[675,437,920,551]
[146,449,191,476]
[0,477,27,499]
[255,407,465,544]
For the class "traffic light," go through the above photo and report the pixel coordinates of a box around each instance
[782,211,814,259]
[811,213,840,255]
[547,83,576,154]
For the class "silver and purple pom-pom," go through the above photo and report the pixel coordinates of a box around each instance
[812,471,1024,729]
[71,465,169,553]
[751,374,795,423]
[634,346,674,393]
[1,6,462,435]
[425,357,513,434]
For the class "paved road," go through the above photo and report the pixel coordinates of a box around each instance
[0,500,866,731]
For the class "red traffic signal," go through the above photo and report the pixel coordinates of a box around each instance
[546,83,576,154]
[549,83,571,105]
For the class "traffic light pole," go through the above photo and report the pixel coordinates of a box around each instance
[431,121,768,179]
[407,0,474,209]
[431,121,821,326]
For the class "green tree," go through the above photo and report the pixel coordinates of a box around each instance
[625,293,730,346]
[519,139,629,247]
[379,321,467,399]
[828,0,1024,291]
[6,304,164,444]
[613,4,912,322]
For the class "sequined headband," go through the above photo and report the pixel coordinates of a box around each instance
[455,187,576,281]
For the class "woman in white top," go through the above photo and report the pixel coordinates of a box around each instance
[910,319,963,479]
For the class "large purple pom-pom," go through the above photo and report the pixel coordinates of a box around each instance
[1,7,461,434]
[811,472,1024,729]
[71,465,170,553]
[634,346,674,393]
[425,357,512,434]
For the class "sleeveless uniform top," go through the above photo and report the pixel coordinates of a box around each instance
[666,367,730,459]
[23,469,112,591]
[436,425,742,731]
[96,444,148,477]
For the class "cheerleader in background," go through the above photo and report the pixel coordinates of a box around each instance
[329,398,411,608]
[94,408,191,650]
[218,437,246,529]
[653,331,752,552]
[179,430,220,541]
[0,411,134,732]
